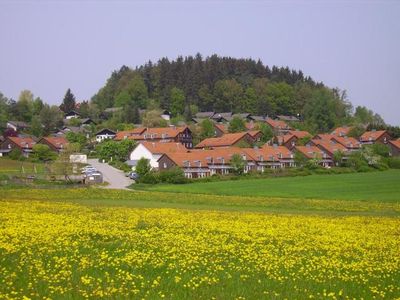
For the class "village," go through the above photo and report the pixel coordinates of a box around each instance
[1,108,399,182]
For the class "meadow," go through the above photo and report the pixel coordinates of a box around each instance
[0,172,399,299]
[138,169,400,202]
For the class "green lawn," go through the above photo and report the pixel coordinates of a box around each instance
[137,169,400,202]
[0,158,47,175]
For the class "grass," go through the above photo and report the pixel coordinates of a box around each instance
[0,158,47,176]
[136,169,400,202]
[0,193,399,299]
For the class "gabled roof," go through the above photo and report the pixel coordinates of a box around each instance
[247,130,262,138]
[95,128,116,136]
[331,136,361,149]
[388,139,400,150]
[104,107,123,113]
[114,128,147,140]
[265,118,290,130]
[80,118,96,125]
[195,132,250,148]
[214,123,228,134]
[331,126,353,137]
[65,110,80,116]
[39,136,69,150]
[245,122,257,130]
[295,145,329,159]
[140,141,188,154]
[287,130,311,139]
[311,140,348,155]
[7,136,36,149]
[359,130,388,142]
[313,134,336,140]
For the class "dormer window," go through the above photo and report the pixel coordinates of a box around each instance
[183,160,190,167]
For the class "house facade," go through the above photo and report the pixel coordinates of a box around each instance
[359,130,391,145]
[95,129,116,143]
[38,136,69,153]
[6,121,30,132]
[0,136,36,157]
[388,140,400,156]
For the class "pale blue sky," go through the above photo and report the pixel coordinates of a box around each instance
[0,1,399,125]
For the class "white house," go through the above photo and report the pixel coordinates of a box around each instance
[6,121,30,132]
[95,128,116,143]
[128,141,188,169]
[160,110,171,121]
[65,110,80,120]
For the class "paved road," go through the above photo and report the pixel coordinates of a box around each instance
[87,159,133,189]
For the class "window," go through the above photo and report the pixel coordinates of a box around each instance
[163,163,167,169]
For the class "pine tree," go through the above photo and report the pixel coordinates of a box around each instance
[60,89,76,113]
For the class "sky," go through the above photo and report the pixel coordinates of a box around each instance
[0,0,399,125]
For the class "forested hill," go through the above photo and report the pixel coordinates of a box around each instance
[91,54,378,132]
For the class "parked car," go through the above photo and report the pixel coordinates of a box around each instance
[128,172,139,180]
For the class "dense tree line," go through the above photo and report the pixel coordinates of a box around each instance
[90,54,365,132]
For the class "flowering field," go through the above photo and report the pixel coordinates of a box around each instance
[0,196,399,299]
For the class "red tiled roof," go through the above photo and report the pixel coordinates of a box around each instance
[388,139,400,150]
[313,134,336,140]
[295,145,329,159]
[114,128,146,140]
[8,137,36,149]
[265,118,290,130]
[331,126,353,136]
[359,130,387,142]
[40,137,69,150]
[214,124,228,134]
[287,130,311,139]
[247,130,262,138]
[312,140,348,154]
[140,141,188,154]
[195,132,250,148]
[331,136,361,149]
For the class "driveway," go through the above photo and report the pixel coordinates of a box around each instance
[87,159,133,189]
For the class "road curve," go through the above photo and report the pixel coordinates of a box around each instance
[87,159,133,189]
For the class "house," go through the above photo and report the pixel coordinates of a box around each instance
[294,145,332,167]
[158,147,256,178]
[95,129,116,143]
[80,118,96,126]
[214,123,228,137]
[0,136,36,157]
[265,118,291,135]
[243,145,295,171]
[359,130,391,145]
[312,134,336,141]
[309,139,349,159]
[6,121,30,132]
[160,110,171,121]
[116,126,193,148]
[331,136,361,151]
[232,113,254,122]
[129,141,189,169]
[55,126,90,138]
[280,130,312,150]
[211,112,233,123]
[38,136,69,153]
[331,126,353,137]
[195,132,254,149]
[247,130,263,143]
[114,128,147,141]
[65,110,81,120]
[388,140,400,156]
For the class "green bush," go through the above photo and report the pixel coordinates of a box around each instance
[139,172,159,184]
[158,167,188,184]
[388,157,400,169]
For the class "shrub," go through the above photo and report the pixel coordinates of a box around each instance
[158,167,187,184]
[139,172,159,184]
[388,157,400,169]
